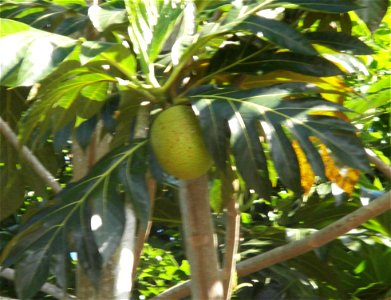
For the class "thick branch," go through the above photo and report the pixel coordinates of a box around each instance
[0,268,75,299]
[0,117,61,193]
[154,190,391,299]
[179,175,224,300]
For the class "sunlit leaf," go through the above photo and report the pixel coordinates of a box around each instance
[88,5,127,32]
[272,0,360,13]
[0,18,30,37]
[0,22,77,87]
[237,15,317,55]
[190,83,368,196]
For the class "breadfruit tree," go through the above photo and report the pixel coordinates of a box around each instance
[0,0,390,299]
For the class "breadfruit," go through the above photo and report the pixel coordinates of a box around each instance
[150,105,212,179]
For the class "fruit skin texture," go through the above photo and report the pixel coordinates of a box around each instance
[150,105,212,180]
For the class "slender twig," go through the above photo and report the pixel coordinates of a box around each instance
[153,190,391,300]
[0,117,61,193]
[366,148,391,180]
[131,176,156,282]
[222,198,240,300]
[0,268,75,299]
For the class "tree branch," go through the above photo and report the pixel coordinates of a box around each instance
[0,268,75,299]
[365,148,391,180]
[153,190,391,299]
[222,198,240,300]
[179,175,224,300]
[0,117,61,193]
[131,176,156,282]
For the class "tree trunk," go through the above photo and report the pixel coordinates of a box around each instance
[179,175,224,300]
[73,126,137,300]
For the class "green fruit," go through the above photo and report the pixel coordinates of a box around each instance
[150,105,212,180]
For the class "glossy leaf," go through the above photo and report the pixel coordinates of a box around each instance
[0,141,148,293]
[125,0,183,76]
[355,0,388,32]
[268,124,302,194]
[0,21,77,87]
[306,31,374,54]
[237,15,317,55]
[0,18,30,37]
[193,98,230,171]
[209,44,343,77]
[80,42,137,77]
[20,68,115,143]
[272,0,360,13]
[88,5,127,32]
[190,84,369,195]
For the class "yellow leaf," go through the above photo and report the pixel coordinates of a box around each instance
[292,140,315,195]
[319,144,360,195]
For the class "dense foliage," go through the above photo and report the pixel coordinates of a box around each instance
[0,0,389,299]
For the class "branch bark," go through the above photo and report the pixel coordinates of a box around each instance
[0,117,61,193]
[366,148,391,180]
[179,175,224,300]
[153,190,391,299]
[222,198,240,300]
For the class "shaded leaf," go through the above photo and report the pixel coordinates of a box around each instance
[75,115,98,150]
[355,0,388,32]
[0,140,147,293]
[118,142,150,223]
[268,124,302,194]
[193,98,230,171]
[15,248,51,300]
[306,31,374,54]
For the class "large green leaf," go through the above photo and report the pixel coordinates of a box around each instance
[125,0,183,80]
[0,0,87,33]
[272,0,360,13]
[88,5,127,32]
[208,39,343,77]
[15,248,51,299]
[20,68,115,143]
[237,15,317,56]
[305,31,374,54]
[0,19,77,87]
[355,0,388,32]
[0,18,30,37]
[190,83,369,196]
[0,141,148,295]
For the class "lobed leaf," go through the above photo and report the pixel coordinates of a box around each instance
[190,84,369,195]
